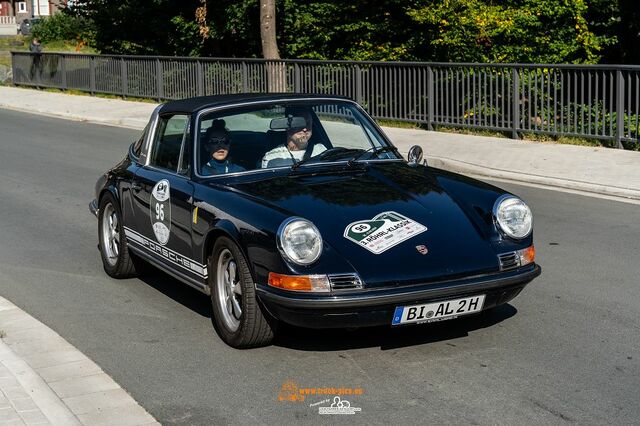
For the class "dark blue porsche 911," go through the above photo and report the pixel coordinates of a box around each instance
[90,93,541,348]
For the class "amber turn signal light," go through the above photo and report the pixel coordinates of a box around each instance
[268,272,330,292]
[518,245,535,266]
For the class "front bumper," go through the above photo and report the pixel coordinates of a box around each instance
[89,199,99,218]
[256,264,541,328]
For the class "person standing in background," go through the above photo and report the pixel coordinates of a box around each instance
[29,38,42,54]
[29,38,42,79]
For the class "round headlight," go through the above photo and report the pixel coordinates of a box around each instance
[277,218,323,265]
[493,195,533,239]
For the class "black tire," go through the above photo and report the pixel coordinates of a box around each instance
[98,193,139,278]
[209,236,274,348]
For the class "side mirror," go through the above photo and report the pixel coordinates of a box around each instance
[407,145,423,167]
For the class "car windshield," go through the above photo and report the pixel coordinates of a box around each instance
[196,100,398,176]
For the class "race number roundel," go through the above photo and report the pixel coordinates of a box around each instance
[150,179,171,245]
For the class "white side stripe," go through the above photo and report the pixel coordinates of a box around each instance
[124,227,208,278]
[126,230,145,245]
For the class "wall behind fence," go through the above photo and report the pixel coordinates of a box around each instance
[11,52,640,149]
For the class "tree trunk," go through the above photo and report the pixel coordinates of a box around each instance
[260,0,279,60]
[260,0,286,92]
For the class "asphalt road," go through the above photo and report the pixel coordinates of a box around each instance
[0,108,638,425]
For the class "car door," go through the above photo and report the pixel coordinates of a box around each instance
[127,113,207,289]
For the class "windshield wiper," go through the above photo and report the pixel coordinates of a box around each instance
[290,147,363,171]
[346,145,400,167]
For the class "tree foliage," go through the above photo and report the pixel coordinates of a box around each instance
[587,0,640,64]
[69,0,636,64]
[405,0,614,64]
[69,0,208,56]
[280,0,414,61]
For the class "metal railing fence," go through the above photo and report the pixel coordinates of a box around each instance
[11,52,640,149]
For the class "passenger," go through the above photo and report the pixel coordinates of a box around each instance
[261,109,326,168]
[201,126,245,175]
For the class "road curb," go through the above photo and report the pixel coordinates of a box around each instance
[0,296,158,425]
[426,156,640,202]
[0,337,81,424]
[0,102,149,130]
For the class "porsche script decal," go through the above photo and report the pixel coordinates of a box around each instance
[344,211,427,254]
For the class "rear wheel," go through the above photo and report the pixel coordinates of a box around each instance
[209,237,274,348]
[98,194,139,278]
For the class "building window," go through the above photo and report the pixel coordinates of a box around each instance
[37,0,49,16]
[18,2,27,13]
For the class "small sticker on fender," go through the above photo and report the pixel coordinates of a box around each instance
[416,245,429,255]
[192,206,199,224]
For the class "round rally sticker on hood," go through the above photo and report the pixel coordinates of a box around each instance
[344,211,427,254]
[150,179,171,245]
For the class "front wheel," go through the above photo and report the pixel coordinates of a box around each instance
[209,237,274,348]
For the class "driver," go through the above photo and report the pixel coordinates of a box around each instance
[261,109,326,168]
[201,124,245,175]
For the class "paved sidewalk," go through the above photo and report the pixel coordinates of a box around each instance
[1,86,639,202]
[0,296,157,426]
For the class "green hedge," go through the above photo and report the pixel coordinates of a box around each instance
[31,12,94,45]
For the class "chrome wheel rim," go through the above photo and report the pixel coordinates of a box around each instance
[101,203,120,267]
[216,248,242,332]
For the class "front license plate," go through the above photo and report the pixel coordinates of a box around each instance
[391,295,485,325]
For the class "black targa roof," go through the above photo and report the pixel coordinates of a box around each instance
[158,93,352,115]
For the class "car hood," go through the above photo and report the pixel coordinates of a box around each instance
[229,163,501,286]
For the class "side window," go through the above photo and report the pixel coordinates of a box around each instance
[198,109,284,175]
[132,123,149,158]
[149,114,189,172]
[177,121,191,175]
